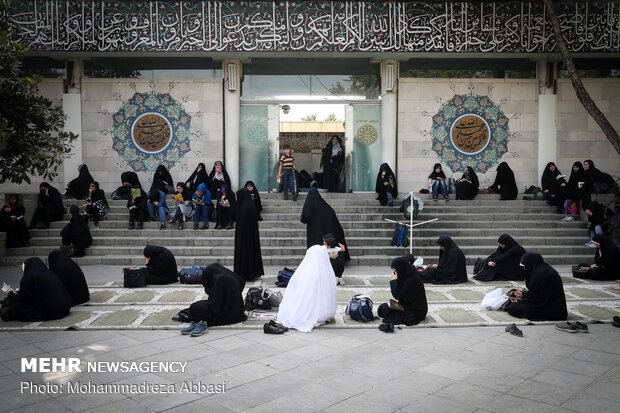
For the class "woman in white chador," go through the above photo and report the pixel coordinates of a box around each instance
[276,245,337,332]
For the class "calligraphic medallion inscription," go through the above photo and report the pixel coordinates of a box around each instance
[450,114,490,155]
[357,125,378,146]
[132,113,172,153]
[247,124,268,145]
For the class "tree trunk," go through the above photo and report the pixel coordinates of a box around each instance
[544,0,620,156]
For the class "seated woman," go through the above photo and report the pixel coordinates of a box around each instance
[0,194,30,248]
[65,164,94,199]
[115,171,141,200]
[171,182,194,231]
[585,202,615,241]
[541,162,566,204]
[60,205,92,257]
[474,234,526,282]
[419,236,468,284]
[185,163,209,192]
[375,163,397,206]
[588,235,620,281]
[147,187,169,230]
[182,264,247,336]
[127,185,147,230]
[215,185,236,230]
[30,182,64,230]
[322,233,346,279]
[208,161,232,200]
[48,249,90,306]
[143,246,178,285]
[0,258,72,322]
[489,162,518,200]
[455,166,479,200]
[153,164,174,194]
[557,161,585,214]
[274,245,337,333]
[244,181,263,221]
[428,163,448,200]
[192,183,212,230]
[82,182,109,228]
[377,257,428,326]
[505,253,567,321]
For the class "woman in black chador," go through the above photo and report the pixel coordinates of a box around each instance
[474,234,526,282]
[215,185,236,230]
[0,194,30,248]
[375,163,397,206]
[489,162,518,200]
[321,135,345,192]
[557,161,585,213]
[65,164,94,199]
[82,182,109,227]
[455,166,479,200]
[208,160,232,200]
[185,163,209,192]
[60,205,92,257]
[0,258,72,322]
[505,253,567,321]
[30,182,64,229]
[420,236,468,284]
[153,164,174,194]
[541,162,566,204]
[48,249,90,306]
[234,188,264,280]
[115,171,141,200]
[589,235,620,281]
[127,185,148,230]
[244,180,263,221]
[301,187,350,261]
[183,264,247,335]
[377,257,428,326]
[143,246,178,285]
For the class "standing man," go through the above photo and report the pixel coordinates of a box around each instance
[278,144,296,201]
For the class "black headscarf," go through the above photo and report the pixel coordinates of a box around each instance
[209,161,231,185]
[126,185,147,211]
[48,250,90,306]
[519,253,567,321]
[154,165,173,187]
[428,163,447,180]
[592,235,620,280]
[193,263,247,326]
[175,182,193,202]
[121,171,141,187]
[465,166,479,189]
[1,195,30,248]
[186,163,209,192]
[143,246,178,285]
[567,161,585,188]
[376,163,397,205]
[39,182,64,213]
[475,234,526,281]
[301,188,350,260]
[234,188,264,280]
[435,236,468,283]
[585,201,614,228]
[60,212,92,250]
[244,180,263,214]
[321,135,346,192]
[541,162,560,191]
[66,164,94,199]
[390,257,428,324]
[491,162,518,200]
[89,181,109,208]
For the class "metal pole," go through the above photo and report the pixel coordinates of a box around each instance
[409,191,413,255]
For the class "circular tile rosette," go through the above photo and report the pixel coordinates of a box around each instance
[431,95,510,173]
[112,92,191,172]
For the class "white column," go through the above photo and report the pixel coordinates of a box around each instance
[223,60,241,189]
[380,60,398,169]
[63,59,83,186]
[537,61,557,185]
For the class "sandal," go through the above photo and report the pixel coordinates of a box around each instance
[505,323,523,337]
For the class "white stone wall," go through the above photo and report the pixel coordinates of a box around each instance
[397,78,539,193]
[0,78,65,194]
[557,79,620,179]
[81,78,224,193]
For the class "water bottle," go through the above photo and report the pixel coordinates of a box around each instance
[524,185,527,193]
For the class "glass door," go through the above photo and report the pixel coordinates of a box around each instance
[345,104,382,191]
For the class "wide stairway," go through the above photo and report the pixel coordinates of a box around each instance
[1,192,594,267]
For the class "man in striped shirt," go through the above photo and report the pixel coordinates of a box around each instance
[278,144,296,201]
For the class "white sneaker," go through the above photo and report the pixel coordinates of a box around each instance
[562,216,574,222]
[585,241,596,248]
[337,278,345,286]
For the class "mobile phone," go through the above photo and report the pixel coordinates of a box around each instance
[2,282,10,293]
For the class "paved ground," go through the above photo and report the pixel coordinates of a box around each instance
[1,265,620,412]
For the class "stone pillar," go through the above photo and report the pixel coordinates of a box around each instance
[537,60,557,185]
[380,60,398,169]
[223,60,242,189]
[63,59,83,186]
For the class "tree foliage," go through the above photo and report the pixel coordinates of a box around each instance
[301,113,317,121]
[0,7,77,184]
[324,113,338,122]
[329,74,380,99]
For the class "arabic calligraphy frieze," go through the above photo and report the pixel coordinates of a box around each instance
[113,92,191,172]
[6,1,620,53]
[431,95,509,173]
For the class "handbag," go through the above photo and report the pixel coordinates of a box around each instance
[345,294,375,322]
[244,287,272,311]
[572,265,593,279]
[123,267,147,288]
[262,288,283,307]
[275,267,295,287]
[473,257,487,276]
[179,267,204,284]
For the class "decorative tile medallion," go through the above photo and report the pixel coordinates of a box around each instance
[112,92,191,171]
[356,125,378,146]
[431,94,509,173]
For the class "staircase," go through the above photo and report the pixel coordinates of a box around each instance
[0,192,595,267]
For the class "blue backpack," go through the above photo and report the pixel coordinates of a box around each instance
[345,294,375,322]
[275,267,295,287]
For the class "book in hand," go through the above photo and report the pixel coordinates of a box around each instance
[388,299,405,311]
[172,193,184,202]
[131,188,141,198]
[326,247,341,254]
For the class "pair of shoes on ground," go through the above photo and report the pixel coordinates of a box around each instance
[159,223,166,230]
[181,321,208,336]
[555,321,588,333]
[505,323,523,337]
[193,224,209,230]
[263,320,288,334]
[613,316,620,328]
[562,216,575,222]
[379,322,395,333]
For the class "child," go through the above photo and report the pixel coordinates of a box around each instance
[278,144,296,201]
[192,183,212,230]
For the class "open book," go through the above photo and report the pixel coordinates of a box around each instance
[130,188,141,198]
